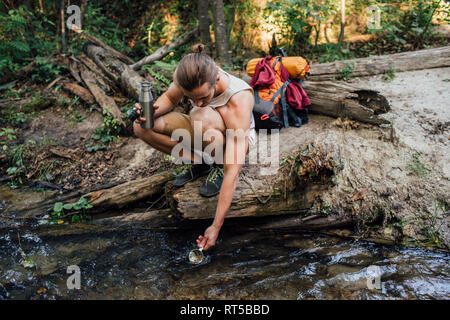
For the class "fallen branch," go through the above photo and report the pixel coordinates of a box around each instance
[61,82,95,104]
[71,25,135,65]
[79,65,125,126]
[131,27,200,71]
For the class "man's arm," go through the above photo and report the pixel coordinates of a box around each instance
[153,82,185,118]
[197,90,254,250]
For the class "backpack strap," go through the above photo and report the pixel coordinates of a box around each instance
[254,88,260,104]
[272,56,282,70]
[279,79,291,128]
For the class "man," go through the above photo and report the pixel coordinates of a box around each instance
[133,44,255,251]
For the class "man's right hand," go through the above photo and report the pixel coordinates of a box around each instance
[132,103,159,124]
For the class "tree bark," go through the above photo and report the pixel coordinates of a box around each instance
[338,0,345,46]
[309,46,450,81]
[198,0,212,55]
[172,177,328,220]
[213,0,232,65]
[60,0,67,53]
[61,82,95,104]
[85,171,173,209]
[303,81,391,125]
[79,64,125,126]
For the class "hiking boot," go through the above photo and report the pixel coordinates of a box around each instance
[173,163,213,187]
[199,164,224,197]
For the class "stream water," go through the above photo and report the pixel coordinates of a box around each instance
[0,217,449,300]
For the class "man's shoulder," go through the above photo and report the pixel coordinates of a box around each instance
[228,89,254,110]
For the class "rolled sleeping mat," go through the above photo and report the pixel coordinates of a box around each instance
[246,56,311,79]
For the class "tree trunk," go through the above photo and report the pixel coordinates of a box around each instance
[172,177,329,220]
[303,81,391,125]
[226,5,235,44]
[338,0,345,46]
[198,0,212,55]
[60,0,67,53]
[80,0,88,30]
[213,0,232,65]
[309,46,450,81]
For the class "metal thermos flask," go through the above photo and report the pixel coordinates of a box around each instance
[139,82,154,129]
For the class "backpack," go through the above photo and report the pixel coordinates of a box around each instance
[248,55,310,130]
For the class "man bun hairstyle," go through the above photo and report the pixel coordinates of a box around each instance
[191,43,205,53]
[175,43,218,92]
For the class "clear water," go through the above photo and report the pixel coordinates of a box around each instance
[0,220,449,300]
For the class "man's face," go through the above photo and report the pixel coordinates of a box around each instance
[184,82,216,108]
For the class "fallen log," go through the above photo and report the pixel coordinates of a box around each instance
[83,43,144,99]
[5,172,173,218]
[77,54,117,92]
[79,65,125,126]
[91,208,179,229]
[85,171,173,209]
[303,81,391,125]
[254,214,353,231]
[61,82,95,104]
[71,26,135,65]
[309,46,450,81]
[172,179,325,220]
[171,144,338,220]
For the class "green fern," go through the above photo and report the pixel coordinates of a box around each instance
[8,41,30,53]
[0,6,57,76]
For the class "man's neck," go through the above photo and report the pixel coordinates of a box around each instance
[213,69,229,98]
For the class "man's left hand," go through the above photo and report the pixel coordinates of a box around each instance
[197,225,221,251]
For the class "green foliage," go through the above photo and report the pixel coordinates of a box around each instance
[51,196,93,223]
[382,66,397,82]
[87,109,122,152]
[31,56,64,83]
[316,43,355,64]
[406,151,431,177]
[266,0,337,55]
[0,128,16,144]
[0,6,57,76]
[76,3,131,56]
[368,0,442,48]
[142,60,177,95]
[336,61,356,80]
[5,139,36,187]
